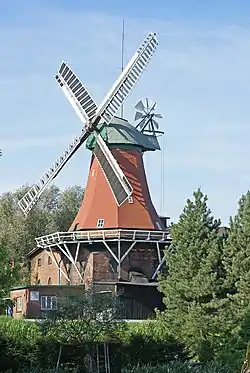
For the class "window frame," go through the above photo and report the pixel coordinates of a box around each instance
[38,258,42,267]
[40,295,57,311]
[16,297,23,312]
[97,218,104,228]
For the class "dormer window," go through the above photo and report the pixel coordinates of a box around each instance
[97,219,104,228]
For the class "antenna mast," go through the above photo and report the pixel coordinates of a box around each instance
[121,20,125,118]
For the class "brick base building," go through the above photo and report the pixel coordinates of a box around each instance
[8,227,170,319]
[10,285,85,319]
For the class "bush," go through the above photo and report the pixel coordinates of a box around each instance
[0,317,185,371]
[122,361,235,373]
[0,317,241,372]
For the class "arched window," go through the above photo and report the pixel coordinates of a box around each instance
[48,256,52,265]
[48,277,52,285]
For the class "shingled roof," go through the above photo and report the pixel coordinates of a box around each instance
[86,116,160,152]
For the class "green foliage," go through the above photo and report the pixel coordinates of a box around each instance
[223,191,250,318]
[16,370,80,373]
[0,237,21,301]
[0,316,185,371]
[0,184,84,256]
[41,291,126,344]
[121,361,235,373]
[214,191,250,368]
[12,361,236,373]
[0,316,42,369]
[0,185,84,283]
[113,320,186,368]
[50,186,84,231]
[158,189,227,361]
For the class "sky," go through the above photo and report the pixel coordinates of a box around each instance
[1,0,250,225]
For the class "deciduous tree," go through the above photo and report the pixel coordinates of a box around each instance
[0,185,84,269]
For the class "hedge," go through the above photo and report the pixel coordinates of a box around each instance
[122,361,235,373]
[0,317,186,371]
[13,361,235,373]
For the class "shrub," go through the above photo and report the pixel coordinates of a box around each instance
[0,317,185,371]
[122,361,235,373]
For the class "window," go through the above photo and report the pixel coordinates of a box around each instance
[48,277,52,285]
[38,258,41,267]
[30,291,39,301]
[128,196,133,204]
[48,256,52,265]
[97,218,104,228]
[41,296,57,311]
[16,297,22,312]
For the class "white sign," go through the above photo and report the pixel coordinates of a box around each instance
[30,291,39,301]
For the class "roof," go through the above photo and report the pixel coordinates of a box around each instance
[86,116,160,152]
[93,281,158,287]
[10,285,85,291]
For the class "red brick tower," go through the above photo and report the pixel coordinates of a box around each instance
[70,118,164,232]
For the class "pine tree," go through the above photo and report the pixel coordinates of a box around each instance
[222,191,250,330]
[158,189,226,361]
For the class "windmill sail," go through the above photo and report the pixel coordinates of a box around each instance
[55,62,97,124]
[18,31,159,215]
[93,134,133,206]
[96,32,158,125]
[18,131,90,215]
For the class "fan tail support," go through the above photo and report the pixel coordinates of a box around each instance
[134,98,163,135]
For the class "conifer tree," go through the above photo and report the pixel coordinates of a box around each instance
[223,191,250,324]
[158,189,226,361]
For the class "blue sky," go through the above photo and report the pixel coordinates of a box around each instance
[1,0,250,225]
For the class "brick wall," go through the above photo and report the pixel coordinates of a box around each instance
[28,241,166,287]
[30,249,68,285]
[83,242,164,285]
[11,289,27,318]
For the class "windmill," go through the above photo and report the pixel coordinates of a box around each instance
[19,31,171,317]
[134,98,163,136]
[18,32,158,215]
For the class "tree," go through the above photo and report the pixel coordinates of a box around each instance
[217,191,250,366]
[0,237,20,302]
[223,191,250,314]
[41,288,126,370]
[0,185,84,282]
[43,289,124,343]
[158,189,226,361]
[51,186,84,231]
